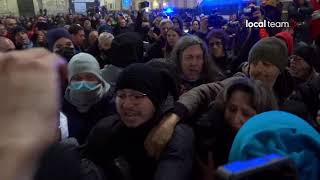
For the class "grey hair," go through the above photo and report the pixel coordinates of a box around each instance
[98,32,114,44]
[160,19,173,27]
[169,35,222,82]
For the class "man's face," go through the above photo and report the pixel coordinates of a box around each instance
[15,31,29,46]
[181,44,204,81]
[116,89,156,128]
[84,20,91,30]
[209,37,225,58]
[119,18,127,28]
[72,30,85,46]
[289,55,312,80]
[160,22,173,38]
[172,19,180,29]
[0,24,7,36]
[53,37,75,53]
[89,31,98,46]
[6,18,17,31]
[38,16,47,23]
[249,60,280,89]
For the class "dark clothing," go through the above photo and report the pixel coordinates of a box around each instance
[74,44,84,54]
[232,27,260,69]
[288,1,314,22]
[34,142,106,180]
[212,55,236,77]
[108,32,144,68]
[288,0,314,42]
[145,36,166,62]
[62,92,116,144]
[81,115,194,180]
[113,25,134,37]
[195,105,236,168]
[180,77,210,95]
[87,42,107,69]
[282,76,320,131]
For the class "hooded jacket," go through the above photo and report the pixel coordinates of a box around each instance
[62,92,116,145]
[229,111,320,180]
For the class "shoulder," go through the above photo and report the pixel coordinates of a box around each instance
[91,115,121,135]
[166,124,194,153]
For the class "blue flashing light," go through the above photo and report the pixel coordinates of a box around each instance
[164,8,174,14]
[201,0,242,6]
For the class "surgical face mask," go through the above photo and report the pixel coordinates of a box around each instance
[70,81,99,91]
[55,47,76,62]
[67,81,104,113]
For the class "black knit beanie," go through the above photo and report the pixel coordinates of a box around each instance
[47,28,72,51]
[116,63,178,108]
[108,32,144,68]
[294,42,317,68]
[12,26,27,38]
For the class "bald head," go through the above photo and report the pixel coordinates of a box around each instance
[88,30,98,46]
[0,37,16,52]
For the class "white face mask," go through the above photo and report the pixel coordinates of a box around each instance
[67,83,106,113]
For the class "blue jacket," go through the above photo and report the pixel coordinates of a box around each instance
[229,111,320,180]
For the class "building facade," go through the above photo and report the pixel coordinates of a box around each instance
[0,0,69,16]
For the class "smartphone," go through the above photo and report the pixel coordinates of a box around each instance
[139,1,150,9]
[215,154,297,180]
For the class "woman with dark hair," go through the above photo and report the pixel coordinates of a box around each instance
[196,79,278,180]
[169,35,224,94]
[206,29,235,77]
[171,16,184,32]
[164,27,182,58]
[143,37,295,160]
[190,20,200,34]
[33,30,48,48]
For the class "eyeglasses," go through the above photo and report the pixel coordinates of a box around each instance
[289,55,303,62]
[116,92,147,102]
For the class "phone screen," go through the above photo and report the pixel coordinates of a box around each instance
[224,154,283,173]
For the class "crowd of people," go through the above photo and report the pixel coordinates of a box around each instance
[1,0,320,179]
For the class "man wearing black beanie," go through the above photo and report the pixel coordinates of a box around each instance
[81,63,194,180]
[288,42,319,86]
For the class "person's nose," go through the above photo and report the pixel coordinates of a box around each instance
[121,97,135,109]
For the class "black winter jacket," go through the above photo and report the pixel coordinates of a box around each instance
[81,114,194,180]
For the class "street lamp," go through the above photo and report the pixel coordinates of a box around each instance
[163,2,167,7]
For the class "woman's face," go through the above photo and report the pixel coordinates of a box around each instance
[192,21,200,31]
[37,31,46,44]
[249,60,280,89]
[167,29,180,47]
[224,90,257,131]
